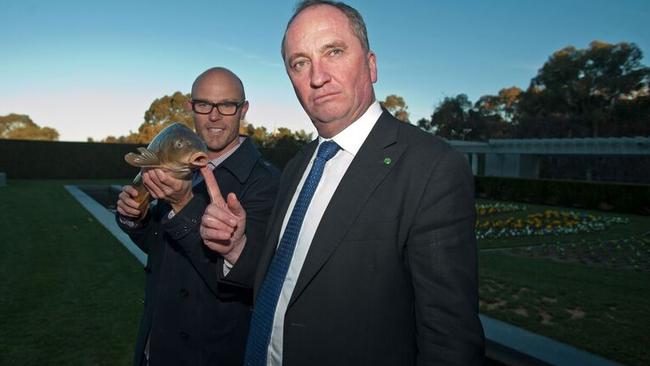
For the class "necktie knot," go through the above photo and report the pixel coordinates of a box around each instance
[316,140,340,162]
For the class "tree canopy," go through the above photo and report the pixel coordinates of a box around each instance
[0,114,59,141]
[425,41,650,140]
[100,92,193,143]
[380,94,410,122]
[516,41,650,138]
[241,121,313,149]
[97,92,314,148]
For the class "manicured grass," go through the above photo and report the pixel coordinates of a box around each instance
[2,182,648,365]
[0,180,142,365]
[477,200,650,365]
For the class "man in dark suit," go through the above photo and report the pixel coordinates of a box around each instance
[116,67,280,366]
[201,2,485,365]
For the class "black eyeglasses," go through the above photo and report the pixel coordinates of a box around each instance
[191,99,246,116]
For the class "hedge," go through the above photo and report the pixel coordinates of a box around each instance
[476,176,650,215]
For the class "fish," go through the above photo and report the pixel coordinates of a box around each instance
[124,122,209,209]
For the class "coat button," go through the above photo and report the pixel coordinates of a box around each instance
[180,331,189,341]
[180,288,189,298]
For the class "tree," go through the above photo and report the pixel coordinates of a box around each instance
[0,113,59,141]
[240,122,313,149]
[416,118,432,132]
[428,92,520,141]
[242,122,270,147]
[380,94,410,122]
[100,91,315,147]
[101,91,192,143]
[430,94,473,139]
[475,87,522,123]
[517,41,650,137]
[143,91,193,128]
[471,87,521,139]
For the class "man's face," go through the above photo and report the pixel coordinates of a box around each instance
[283,5,377,138]
[190,71,248,159]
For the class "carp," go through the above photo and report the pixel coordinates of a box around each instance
[124,122,209,209]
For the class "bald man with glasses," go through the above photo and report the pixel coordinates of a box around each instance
[117,67,280,366]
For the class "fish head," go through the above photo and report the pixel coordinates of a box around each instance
[156,123,209,178]
[124,123,209,179]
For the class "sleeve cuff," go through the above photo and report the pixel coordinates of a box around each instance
[162,194,207,241]
[118,215,142,229]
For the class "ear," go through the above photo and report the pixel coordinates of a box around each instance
[239,100,249,121]
[185,99,193,112]
[367,51,378,83]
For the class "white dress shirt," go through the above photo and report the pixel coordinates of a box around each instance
[267,101,383,365]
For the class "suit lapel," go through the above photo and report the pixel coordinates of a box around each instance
[254,140,318,292]
[289,112,406,306]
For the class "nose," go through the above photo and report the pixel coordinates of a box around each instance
[208,107,223,121]
[310,60,331,88]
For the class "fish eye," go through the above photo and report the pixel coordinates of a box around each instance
[174,140,184,149]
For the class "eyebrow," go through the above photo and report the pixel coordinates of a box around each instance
[287,40,349,65]
[319,40,347,53]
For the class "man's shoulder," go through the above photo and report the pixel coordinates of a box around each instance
[381,114,453,155]
[222,137,281,183]
[372,113,470,177]
[251,157,281,182]
[282,139,318,174]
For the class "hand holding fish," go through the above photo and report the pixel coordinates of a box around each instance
[142,168,193,213]
[117,185,148,220]
[123,123,209,213]
[200,166,247,265]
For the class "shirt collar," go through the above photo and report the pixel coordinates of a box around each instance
[208,136,245,168]
[318,100,382,157]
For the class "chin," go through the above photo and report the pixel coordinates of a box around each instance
[311,109,345,124]
[207,140,225,152]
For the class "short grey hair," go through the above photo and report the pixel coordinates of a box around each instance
[281,0,370,60]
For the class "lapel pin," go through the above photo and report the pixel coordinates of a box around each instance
[383,157,392,165]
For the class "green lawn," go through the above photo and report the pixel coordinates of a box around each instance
[0,180,142,366]
[477,199,650,366]
[1,181,648,365]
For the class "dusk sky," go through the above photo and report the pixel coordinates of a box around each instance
[2,0,649,141]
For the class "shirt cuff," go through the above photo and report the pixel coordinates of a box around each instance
[223,259,234,276]
[118,215,142,229]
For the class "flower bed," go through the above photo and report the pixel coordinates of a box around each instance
[476,202,525,216]
[476,210,629,240]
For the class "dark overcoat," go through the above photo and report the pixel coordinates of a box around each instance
[119,138,279,366]
[255,112,485,365]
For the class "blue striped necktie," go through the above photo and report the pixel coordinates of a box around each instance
[244,140,340,365]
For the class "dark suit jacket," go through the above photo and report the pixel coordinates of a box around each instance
[254,111,484,365]
[118,138,280,366]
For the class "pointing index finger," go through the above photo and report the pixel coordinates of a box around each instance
[201,166,226,206]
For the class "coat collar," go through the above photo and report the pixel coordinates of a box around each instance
[287,110,406,305]
[218,137,261,183]
[255,111,408,304]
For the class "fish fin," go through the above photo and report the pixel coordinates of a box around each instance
[124,148,161,167]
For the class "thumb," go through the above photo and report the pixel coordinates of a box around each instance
[226,193,245,218]
[201,166,226,206]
